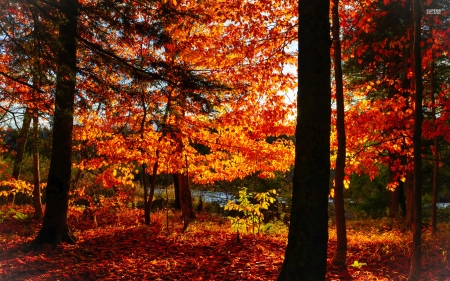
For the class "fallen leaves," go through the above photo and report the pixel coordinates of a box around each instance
[0,208,449,280]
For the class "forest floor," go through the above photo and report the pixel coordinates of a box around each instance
[0,205,449,280]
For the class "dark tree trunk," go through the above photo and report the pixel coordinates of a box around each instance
[277,0,330,279]
[148,161,158,216]
[32,110,42,220]
[405,170,414,225]
[172,173,181,210]
[408,0,423,278]
[399,180,407,217]
[12,108,32,180]
[142,163,151,225]
[331,0,347,269]
[389,188,400,217]
[177,173,195,221]
[389,166,400,217]
[430,49,438,235]
[33,0,78,245]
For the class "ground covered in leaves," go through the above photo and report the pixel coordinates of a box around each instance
[0,205,449,280]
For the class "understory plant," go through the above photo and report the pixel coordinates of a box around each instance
[224,187,277,238]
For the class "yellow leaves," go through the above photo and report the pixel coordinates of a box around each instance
[344,176,350,189]
[162,0,177,6]
[0,179,34,196]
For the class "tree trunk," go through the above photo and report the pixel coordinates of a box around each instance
[172,173,181,210]
[12,108,32,180]
[405,169,414,225]
[32,109,42,220]
[33,0,78,245]
[277,0,330,279]
[399,180,407,218]
[389,166,400,217]
[177,173,195,220]
[408,0,423,278]
[430,48,438,235]
[331,0,347,269]
[142,163,150,225]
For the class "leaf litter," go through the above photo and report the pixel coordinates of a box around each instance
[0,207,449,280]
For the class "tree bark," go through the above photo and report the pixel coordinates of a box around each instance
[277,0,330,279]
[142,163,151,225]
[32,109,42,220]
[177,173,195,220]
[430,48,438,235]
[172,173,181,209]
[33,0,78,245]
[405,169,414,225]
[389,166,400,217]
[408,0,423,278]
[12,108,32,180]
[331,0,347,269]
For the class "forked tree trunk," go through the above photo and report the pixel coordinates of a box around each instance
[33,0,78,245]
[331,0,347,269]
[277,0,330,279]
[32,110,42,220]
[408,0,423,278]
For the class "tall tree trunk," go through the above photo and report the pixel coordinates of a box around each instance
[408,0,423,278]
[142,163,150,225]
[430,49,438,235]
[405,169,414,225]
[32,109,42,220]
[33,0,78,245]
[172,173,181,209]
[148,161,158,220]
[10,108,32,206]
[277,0,330,279]
[177,173,195,232]
[12,108,32,180]
[399,180,407,218]
[331,0,347,269]
[389,165,400,217]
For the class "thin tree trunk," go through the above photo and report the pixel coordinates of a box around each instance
[331,0,347,269]
[148,160,158,218]
[408,0,423,278]
[172,173,181,209]
[399,180,407,218]
[12,108,32,180]
[32,109,42,220]
[33,0,78,245]
[142,163,150,225]
[405,169,414,225]
[277,0,330,279]
[430,48,438,235]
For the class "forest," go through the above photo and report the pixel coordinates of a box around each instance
[0,0,449,280]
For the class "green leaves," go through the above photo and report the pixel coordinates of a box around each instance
[224,187,278,235]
